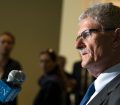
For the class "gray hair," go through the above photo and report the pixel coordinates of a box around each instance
[79,3,120,29]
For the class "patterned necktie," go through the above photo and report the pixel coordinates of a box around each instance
[80,83,95,105]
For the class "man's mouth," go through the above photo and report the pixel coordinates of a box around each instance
[82,52,88,55]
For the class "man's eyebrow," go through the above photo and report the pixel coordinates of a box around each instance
[76,29,87,41]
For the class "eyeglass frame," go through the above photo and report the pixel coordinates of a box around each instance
[76,28,116,41]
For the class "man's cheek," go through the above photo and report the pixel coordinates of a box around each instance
[94,47,103,61]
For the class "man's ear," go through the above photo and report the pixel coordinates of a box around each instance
[112,28,120,48]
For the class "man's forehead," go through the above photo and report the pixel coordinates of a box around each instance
[78,17,100,33]
[79,17,99,27]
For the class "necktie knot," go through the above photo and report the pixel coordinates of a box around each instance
[80,83,95,105]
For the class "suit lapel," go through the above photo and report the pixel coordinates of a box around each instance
[88,74,120,105]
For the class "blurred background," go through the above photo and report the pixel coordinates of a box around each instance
[0,0,119,105]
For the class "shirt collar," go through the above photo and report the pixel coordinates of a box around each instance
[94,63,120,92]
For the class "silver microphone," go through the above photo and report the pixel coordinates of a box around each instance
[7,70,26,85]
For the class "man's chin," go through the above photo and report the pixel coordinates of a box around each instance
[81,60,91,69]
[81,62,87,68]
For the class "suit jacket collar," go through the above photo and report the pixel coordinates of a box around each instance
[88,74,120,105]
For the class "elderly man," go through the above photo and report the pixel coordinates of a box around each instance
[75,3,120,105]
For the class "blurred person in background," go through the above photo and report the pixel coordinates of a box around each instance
[33,48,65,105]
[0,32,22,105]
[57,55,76,105]
[72,61,83,105]
[72,61,94,105]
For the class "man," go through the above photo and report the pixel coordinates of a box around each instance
[0,32,22,105]
[75,3,120,105]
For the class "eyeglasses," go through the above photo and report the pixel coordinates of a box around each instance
[76,28,115,41]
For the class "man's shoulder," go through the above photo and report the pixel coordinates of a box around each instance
[107,82,120,105]
[89,74,120,105]
[110,77,120,94]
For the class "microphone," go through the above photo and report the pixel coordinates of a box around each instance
[0,70,26,103]
[7,70,26,85]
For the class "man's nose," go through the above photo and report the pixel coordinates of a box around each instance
[75,38,85,49]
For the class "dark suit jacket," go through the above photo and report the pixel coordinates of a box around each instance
[88,74,120,105]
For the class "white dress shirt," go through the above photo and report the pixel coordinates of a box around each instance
[87,63,120,105]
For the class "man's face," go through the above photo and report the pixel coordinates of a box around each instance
[40,54,56,73]
[0,35,14,56]
[75,17,114,70]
